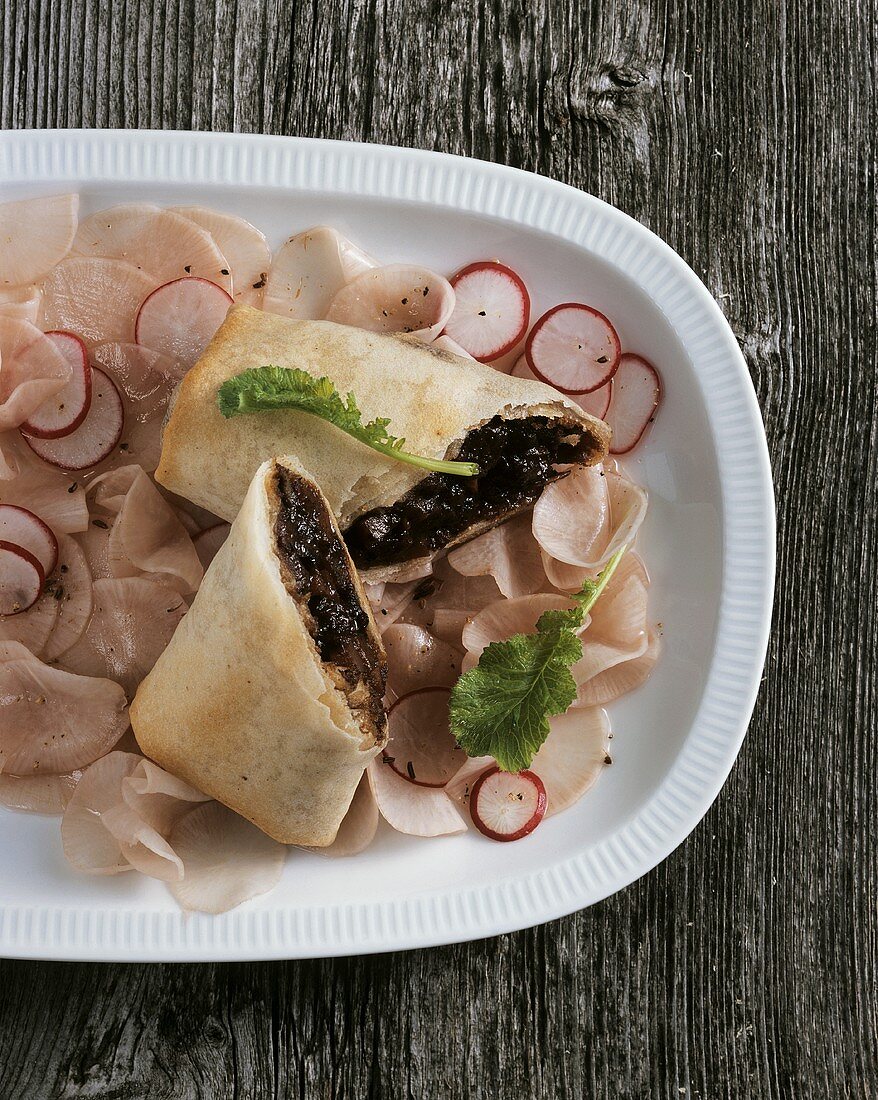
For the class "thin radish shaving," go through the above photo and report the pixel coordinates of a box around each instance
[462,593,584,662]
[0,504,58,576]
[61,577,187,696]
[193,523,230,571]
[367,757,467,837]
[42,535,94,662]
[526,303,621,393]
[383,623,464,701]
[575,632,660,707]
[529,708,611,816]
[0,317,72,431]
[0,541,43,615]
[572,554,650,692]
[167,801,287,914]
[20,332,91,439]
[447,512,547,599]
[0,285,42,324]
[61,753,141,874]
[326,264,455,341]
[85,464,142,514]
[62,752,210,881]
[532,465,609,568]
[0,651,128,775]
[0,454,88,533]
[39,258,158,346]
[73,205,233,293]
[91,342,177,472]
[384,688,467,787]
[172,206,271,305]
[0,771,79,815]
[444,261,530,361]
[0,193,78,287]
[396,559,501,645]
[605,353,662,453]
[0,578,60,654]
[135,277,233,376]
[263,226,377,320]
[107,468,203,593]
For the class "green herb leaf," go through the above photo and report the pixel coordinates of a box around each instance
[448,545,628,772]
[217,366,479,477]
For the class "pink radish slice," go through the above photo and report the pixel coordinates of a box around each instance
[193,523,230,570]
[167,801,287,914]
[512,355,612,417]
[0,580,59,654]
[0,771,80,815]
[0,541,43,615]
[73,205,233,293]
[367,756,467,837]
[605,353,662,454]
[326,264,455,341]
[22,368,124,471]
[39,258,158,346]
[469,766,547,841]
[42,535,94,662]
[263,227,377,321]
[0,316,72,432]
[382,623,464,701]
[171,206,271,305]
[446,511,547,599]
[20,332,92,439]
[0,504,58,576]
[526,303,621,394]
[444,261,530,361]
[0,285,42,324]
[0,193,78,288]
[384,687,467,787]
[135,277,233,376]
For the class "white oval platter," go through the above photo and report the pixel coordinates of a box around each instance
[0,130,774,961]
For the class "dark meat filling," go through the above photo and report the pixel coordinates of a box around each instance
[344,415,593,570]
[272,468,386,729]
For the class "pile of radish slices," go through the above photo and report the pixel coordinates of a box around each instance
[0,195,662,911]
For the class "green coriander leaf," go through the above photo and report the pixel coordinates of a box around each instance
[448,544,628,772]
[217,366,479,477]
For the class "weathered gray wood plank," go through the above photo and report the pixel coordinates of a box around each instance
[0,0,875,1096]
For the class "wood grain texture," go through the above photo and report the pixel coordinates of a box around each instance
[0,0,876,1096]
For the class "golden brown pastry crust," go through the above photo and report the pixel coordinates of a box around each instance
[130,456,387,847]
[156,307,610,580]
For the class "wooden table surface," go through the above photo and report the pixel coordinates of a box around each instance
[1,1,875,1097]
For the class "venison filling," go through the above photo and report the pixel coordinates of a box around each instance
[271,466,386,736]
[344,414,594,569]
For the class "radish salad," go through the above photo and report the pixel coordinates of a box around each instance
[0,195,662,912]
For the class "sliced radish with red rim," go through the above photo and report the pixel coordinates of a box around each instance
[135,277,234,376]
[383,687,466,787]
[526,303,621,394]
[22,368,124,471]
[512,355,612,419]
[469,765,547,841]
[443,261,530,362]
[0,541,44,616]
[0,504,58,576]
[605,353,662,454]
[20,331,92,439]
